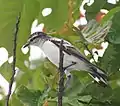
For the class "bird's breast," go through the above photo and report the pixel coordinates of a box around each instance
[41,41,60,66]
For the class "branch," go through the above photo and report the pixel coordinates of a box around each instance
[6,13,20,106]
[58,39,64,106]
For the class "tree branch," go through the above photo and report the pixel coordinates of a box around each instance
[6,13,20,106]
[58,39,65,106]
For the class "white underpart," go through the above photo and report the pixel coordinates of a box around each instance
[42,8,52,17]
[28,46,46,69]
[29,46,46,62]
[23,19,46,69]
[40,40,89,72]
[0,47,8,67]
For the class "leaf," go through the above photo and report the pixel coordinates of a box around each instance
[48,97,79,106]
[37,0,69,31]
[0,0,40,70]
[72,0,82,20]
[16,85,42,106]
[0,63,12,81]
[108,11,120,44]
[0,0,23,54]
[85,0,106,20]
[100,44,120,77]
[101,6,120,24]
[16,85,51,106]
[109,87,120,106]
[30,70,46,91]
[80,83,112,101]
[65,73,87,97]
[11,93,23,106]
[16,0,40,70]
[48,95,92,106]
[78,95,92,105]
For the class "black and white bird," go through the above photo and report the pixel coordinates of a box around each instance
[23,32,108,86]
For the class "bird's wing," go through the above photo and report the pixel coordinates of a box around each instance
[50,37,90,64]
[50,38,106,71]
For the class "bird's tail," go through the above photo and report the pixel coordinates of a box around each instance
[88,66,108,86]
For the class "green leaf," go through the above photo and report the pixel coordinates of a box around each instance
[101,6,120,24]
[37,0,69,31]
[28,69,46,91]
[108,11,120,44]
[65,73,87,97]
[0,0,23,54]
[100,44,120,77]
[80,83,112,101]
[0,0,40,70]
[0,63,12,81]
[48,97,79,106]
[109,87,120,106]
[16,85,42,106]
[11,93,23,106]
[85,0,106,20]
[72,0,82,20]
[16,0,40,70]
[49,95,92,106]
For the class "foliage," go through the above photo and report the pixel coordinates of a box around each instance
[0,0,120,106]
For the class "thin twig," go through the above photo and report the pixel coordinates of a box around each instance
[58,39,64,106]
[6,13,20,106]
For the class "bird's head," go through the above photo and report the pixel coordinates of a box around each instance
[23,32,51,48]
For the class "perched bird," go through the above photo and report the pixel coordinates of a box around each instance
[23,32,108,86]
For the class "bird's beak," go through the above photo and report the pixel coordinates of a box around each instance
[23,42,30,48]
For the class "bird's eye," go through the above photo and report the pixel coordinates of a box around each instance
[30,39,33,42]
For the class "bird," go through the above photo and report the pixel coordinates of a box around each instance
[23,32,108,86]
